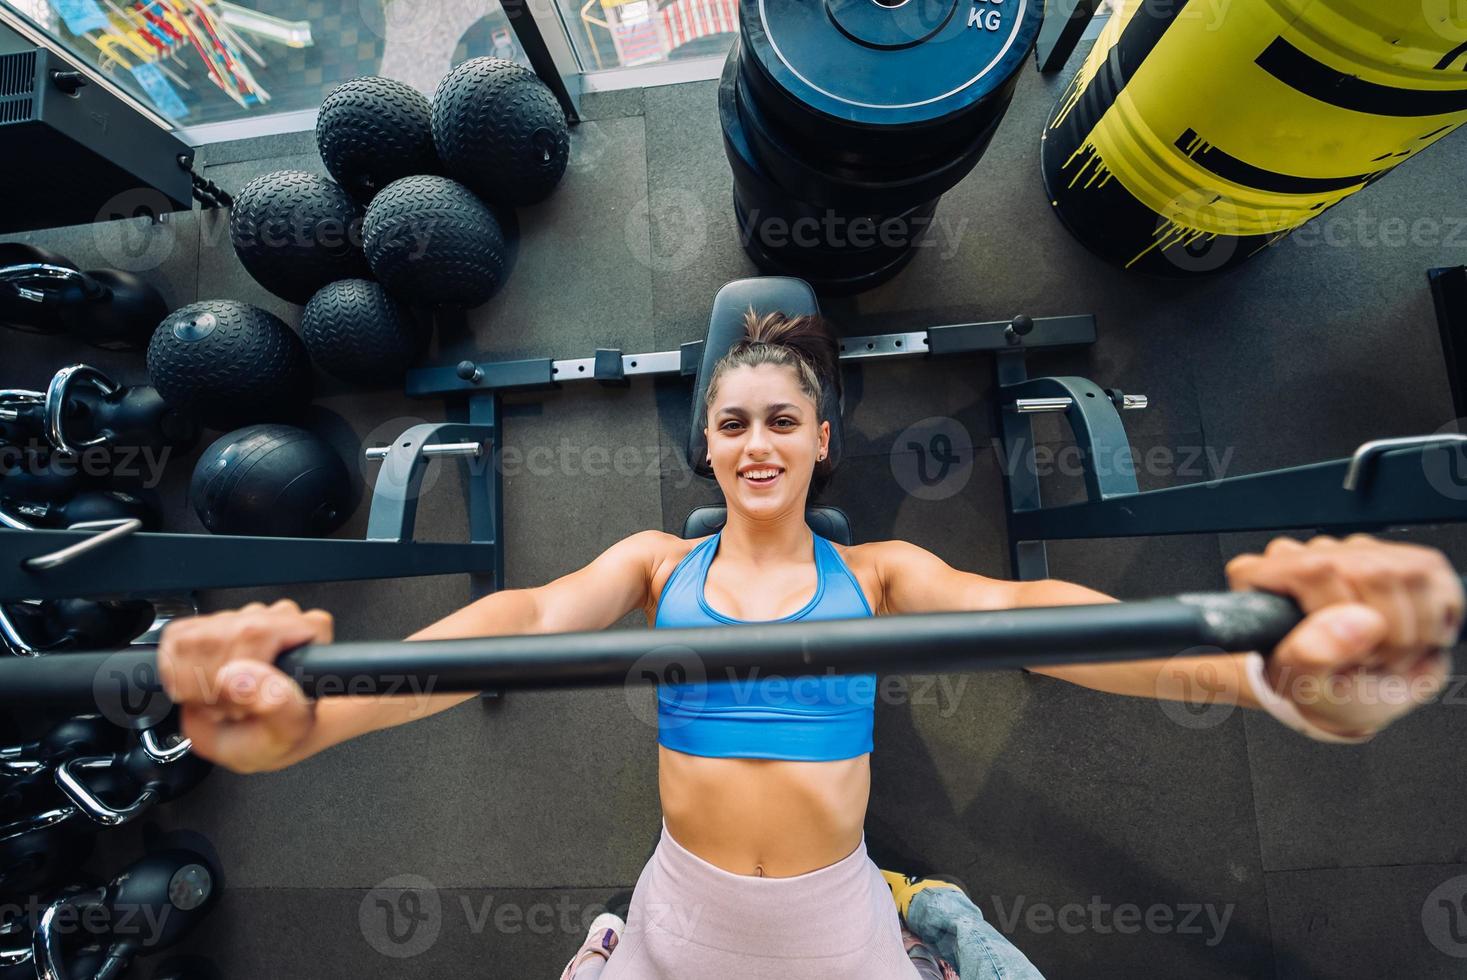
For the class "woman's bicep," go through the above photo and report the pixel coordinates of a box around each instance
[876,541,1021,615]
[531,530,664,633]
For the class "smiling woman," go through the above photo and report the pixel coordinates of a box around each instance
[144,292,1463,980]
[702,309,841,500]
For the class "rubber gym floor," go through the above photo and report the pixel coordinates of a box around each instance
[7,46,1466,980]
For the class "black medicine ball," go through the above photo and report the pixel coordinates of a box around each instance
[147,300,313,430]
[190,424,350,537]
[316,76,439,204]
[229,170,368,304]
[362,175,506,308]
[431,57,570,207]
[301,279,427,385]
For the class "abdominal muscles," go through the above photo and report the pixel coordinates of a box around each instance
[658,746,871,878]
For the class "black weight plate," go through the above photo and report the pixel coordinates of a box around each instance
[732,187,937,273]
[726,50,1001,213]
[739,0,1043,135]
[734,191,925,294]
[731,167,938,267]
[721,54,942,230]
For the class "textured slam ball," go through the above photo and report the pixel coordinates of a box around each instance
[316,76,439,205]
[228,170,368,304]
[301,279,427,385]
[431,57,570,207]
[190,424,350,537]
[363,175,506,307]
[148,300,313,430]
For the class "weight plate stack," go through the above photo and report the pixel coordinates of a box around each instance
[721,0,1042,293]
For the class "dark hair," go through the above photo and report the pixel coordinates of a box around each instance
[704,309,841,497]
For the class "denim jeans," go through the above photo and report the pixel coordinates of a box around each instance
[907,885,1046,980]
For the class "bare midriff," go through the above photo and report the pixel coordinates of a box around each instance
[658,745,870,878]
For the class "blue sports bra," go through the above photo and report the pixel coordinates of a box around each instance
[655,530,876,762]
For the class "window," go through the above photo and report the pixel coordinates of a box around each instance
[0,0,533,128]
[563,0,736,73]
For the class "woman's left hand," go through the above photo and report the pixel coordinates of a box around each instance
[1226,535,1464,739]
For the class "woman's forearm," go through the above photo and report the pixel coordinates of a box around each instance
[1014,579,1263,710]
[261,690,478,770]
[262,587,546,770]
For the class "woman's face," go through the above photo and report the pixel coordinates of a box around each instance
[704,363,829,519]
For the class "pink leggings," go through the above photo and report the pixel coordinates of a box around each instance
[564,824,918,980]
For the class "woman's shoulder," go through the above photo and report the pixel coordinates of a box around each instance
[640,531,711,624]
[640,529,708,581]
[631,529,708,561]
[826,539,893,616]
[828,538,903,569]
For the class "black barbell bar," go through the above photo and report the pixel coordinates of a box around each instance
[1,581,1461,708]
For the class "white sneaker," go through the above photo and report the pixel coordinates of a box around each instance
[563,913,625,980]
[583,912,624,956]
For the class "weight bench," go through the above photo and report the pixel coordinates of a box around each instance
[0,276,1461,604]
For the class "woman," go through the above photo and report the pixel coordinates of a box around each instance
[159,312,1461,979]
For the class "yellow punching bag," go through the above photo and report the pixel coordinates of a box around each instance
[1041,0,1467,276]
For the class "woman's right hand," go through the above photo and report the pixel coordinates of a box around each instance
[158,599,332,773]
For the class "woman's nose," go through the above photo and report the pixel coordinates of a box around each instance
[745,423,773,453]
